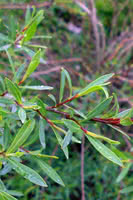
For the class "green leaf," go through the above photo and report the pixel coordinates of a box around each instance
[5,78,22,104]
[23,122,39,147]
[72,136,81,144]
[20,85,53,90]
[120,185,133,194]
[22,102,40,110]
[111,93,119,117]
[86,135,123,166]
[59,69,66,103]
[87,73,114,87]
[78,85,108,97]
[13,63,25,83]
[21,49,41,82]
[85,97,113,120]
[23,20,38,43]
[6,190,23,197]
[25,6,32,25]
[37,159,65,186]
[7,158,47,187]
[0,97,14,105]
[30,152,58,159]
[18,108,26,124]
[52,127,69,159]
[0,179,6,191]
[3,123,12,150]
[120,118,133,126]
[5,49,15,74]
[0,76,6,91]
[116,109,131,118]
[48,94,56,104]
[63,68,72,97]
[65,105,86,119]
[63,119,80,133]
[0,191,17,200]
[36,98,46,116]
[7,120,35,153]
[0,107,9,115]
[111,146,128,160]
[62,130,72,149]
[39,119,46,149]
[22,10,44,43]
[116,163,132,183]
[0,33,12,43]
[78,73,114,97]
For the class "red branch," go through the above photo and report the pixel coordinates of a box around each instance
[92,117,121,125]
[50,94,79,108]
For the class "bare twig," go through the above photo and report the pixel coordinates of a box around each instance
[81,134,85,200]
[74,0,105,67]
[89,0,100,68]
[0,2,52,9]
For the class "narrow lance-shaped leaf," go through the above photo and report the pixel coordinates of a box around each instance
[116,163,132,183]
[7,120,35,153]
[111,146,128,161]
[62,130,72,149]
[36,98,47,116]
[0,179,6,191]
[13,63,25,83]
[52,127,69,159]
[6,190,23,198]
[37,159,65,186]
[85,96,113,120]
[3,123,12,151]
[116,109,131,118]
[22,102,40,110]
[87,73,114,88]
[86,135,123,166]
[20,85,53,90]
[120,118,133,126]
[18,108,26,124]
[7,158,47,187]
[59,68,66,103]
[22,10,44,43]
[63,119,80,133]
[0,76,5,91]
[77,73,114,97]
[0,191,17,200]
[20,49,41,83]
[120,185,133,194]
[77,85,108,98]
[63,68,72,97]
[5,78,22,104]
[39,119,46,149]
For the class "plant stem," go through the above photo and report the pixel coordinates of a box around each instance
[81,134,85,200]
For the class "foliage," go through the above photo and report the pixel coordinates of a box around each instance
[0,1,133,199]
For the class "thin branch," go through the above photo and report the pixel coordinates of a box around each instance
[89,0,100,68]
[0,2,52,9]
[81,134,85,200]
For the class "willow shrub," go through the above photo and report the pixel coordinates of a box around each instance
[0,9,133,199]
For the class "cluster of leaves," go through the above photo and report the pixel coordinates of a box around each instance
[0,6,133,200]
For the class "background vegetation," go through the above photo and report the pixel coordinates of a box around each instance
[0,0,133,199]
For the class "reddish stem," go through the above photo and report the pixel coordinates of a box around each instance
[92,117,120,125]
[50,94,79,108]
